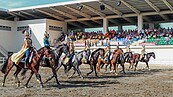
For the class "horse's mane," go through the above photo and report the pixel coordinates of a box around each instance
[56,44,64,49]
[37,47,44,52]
[91,48,104,56]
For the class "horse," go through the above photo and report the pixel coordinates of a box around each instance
[97,48,112,73]
[124,52,134,70]
[109,48,125,75]
[43,43,70,83]
[64,49,91,78]
[129,52,156,71]
[0,47,52,88]
[136,52,156,71]
[86,48,105,77]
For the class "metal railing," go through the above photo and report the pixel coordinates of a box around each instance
[0,44,8,57]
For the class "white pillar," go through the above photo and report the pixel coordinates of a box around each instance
[149,23,154,28]
[14,17,19,21]
[138,14,143,33]
[118,25,122,32]
[103,18,108,33]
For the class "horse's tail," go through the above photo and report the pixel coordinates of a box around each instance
[1,57,9,74]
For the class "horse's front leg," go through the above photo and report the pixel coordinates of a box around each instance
[24,71,34,88]
[45,62,63,83]
[52,68,60,85]
[32,66,43,88]
[94,63,99,77]
[73,62,83,79]
[2,63,14,87]
[13,66,22,87]
[87,64,93,76]
[145,62,150,71]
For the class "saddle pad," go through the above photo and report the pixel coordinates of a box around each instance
[110,53,113,60]
[72,55,76,63]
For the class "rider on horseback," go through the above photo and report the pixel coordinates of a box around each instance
[23,30,33,69]
[116,42,119,49]
[140,45,146,60]
[125,45,131,62]
[126,45,131,52]
[104,45,111,63]
[43,31,50,49]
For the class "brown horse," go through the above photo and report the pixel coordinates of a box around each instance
[110,48,125,75]
[86,48,105,77]
[97,48,111,73]
[128,52,156,71]
[0,47,52,88]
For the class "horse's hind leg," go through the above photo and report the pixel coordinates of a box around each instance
[2,64,14,87]
[13,66,22,87]
[121,62,126,74]
[134,61,139,71]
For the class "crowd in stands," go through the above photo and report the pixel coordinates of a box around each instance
[54,27,173,46]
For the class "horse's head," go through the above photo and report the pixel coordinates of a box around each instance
[124,52,133,60]
[81,50,91,63]
[148,52,156,59]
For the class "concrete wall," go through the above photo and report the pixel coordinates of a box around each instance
[0,19,67,55]
[75,45,173,65]
[0,20,17,53]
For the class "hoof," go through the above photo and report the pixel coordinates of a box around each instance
[40,85,44,88]
[2,83,5,87]
[24,85,29,88]
[17,83,20,87]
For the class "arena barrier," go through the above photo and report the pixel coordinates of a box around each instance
[75,45,173,65]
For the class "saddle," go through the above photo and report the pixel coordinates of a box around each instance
[20,50,34,64]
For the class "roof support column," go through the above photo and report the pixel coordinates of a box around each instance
[118,25,123,32]
[103,18,108,33]
[14,17,19,21]
[149,23,154,28]
[137,14,143,33]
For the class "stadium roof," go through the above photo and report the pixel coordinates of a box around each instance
[1,0,173,29]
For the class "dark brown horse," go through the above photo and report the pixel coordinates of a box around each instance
[87,48,105,77]
[1,47,52,88]
[43,43,70,83]
[97,48,112,73]
[128,52,156,71]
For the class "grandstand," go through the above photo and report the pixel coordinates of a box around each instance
[0,0,173,64]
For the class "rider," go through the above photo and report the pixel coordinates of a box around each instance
[43,31,50,49]
[11,30,32,75]
[69,39,75,59]
[140,44,146,60]
[126,45,131,52]
[104,45,111,63]
[116,42,119,49]
[125,45,131,61]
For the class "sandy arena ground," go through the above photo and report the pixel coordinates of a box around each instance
[0,63,173,97]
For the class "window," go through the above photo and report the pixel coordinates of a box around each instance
[49,25,62,31]
[0,25,11,31]
[17,26,29,31]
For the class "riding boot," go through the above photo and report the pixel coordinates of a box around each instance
[21,57,28,76]
[24,57,28,69]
